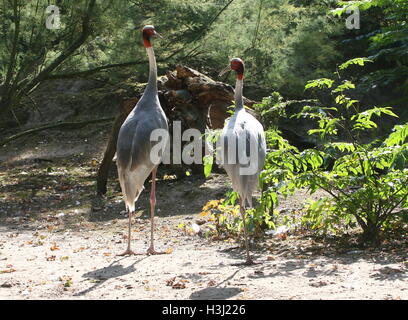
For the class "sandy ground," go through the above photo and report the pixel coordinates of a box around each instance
[0,129,407,300]
[0,220,407,300]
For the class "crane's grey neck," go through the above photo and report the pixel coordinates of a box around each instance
[145,46,158,94]
[234,79,244,111]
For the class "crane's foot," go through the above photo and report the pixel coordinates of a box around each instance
[232,257,262,266]
[117,249,141,256]
[146,246,167,255]
[243,257,261,266]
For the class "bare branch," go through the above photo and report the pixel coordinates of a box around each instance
[0,116,114,147]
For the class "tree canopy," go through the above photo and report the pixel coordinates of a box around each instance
[0,0,407,123]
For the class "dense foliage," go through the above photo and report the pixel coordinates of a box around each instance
[0,0,226,119]
[332,0,408,94]
[259,58,407,245]
[1,0,407,119]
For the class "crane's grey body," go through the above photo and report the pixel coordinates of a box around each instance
[116,92,168,213]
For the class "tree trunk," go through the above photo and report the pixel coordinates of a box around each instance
[96,98,139,195]
[360,221,381,246]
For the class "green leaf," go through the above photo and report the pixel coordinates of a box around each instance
[203,155,213,178]
[305,78,334,90]
[332,81,356,93]
[328,142,356,153]
[339,58,373,70]
[352,107,398,131]
[385,123,408,146]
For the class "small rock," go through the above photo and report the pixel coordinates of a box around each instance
[309,280,328,287]
[191,223,200,234]
[1,282,12,288]
[266,225,290,236]
[347,250,363,255]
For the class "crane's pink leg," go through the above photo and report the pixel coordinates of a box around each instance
[146,168,166,255]
[239,197,256,265]
[117,209,139,256]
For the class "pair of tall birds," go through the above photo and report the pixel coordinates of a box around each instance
[116,26,266,264]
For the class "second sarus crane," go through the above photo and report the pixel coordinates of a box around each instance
[219,58,267,265]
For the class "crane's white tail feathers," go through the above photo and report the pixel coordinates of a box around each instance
[118,170,145,213]
[246,196,253,208]
[229,171,259,210]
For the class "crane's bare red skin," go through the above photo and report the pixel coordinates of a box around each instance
[231,60,244,80]
[143,28,156,48]
[143,38,151,48]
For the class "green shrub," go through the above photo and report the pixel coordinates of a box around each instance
[278,58,408,245]
[199,191,275,241]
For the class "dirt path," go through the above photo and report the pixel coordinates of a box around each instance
[0,134,407,300]
[0,220,407,300]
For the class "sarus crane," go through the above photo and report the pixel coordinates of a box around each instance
[116,25,168,256]
[219,58,267,265]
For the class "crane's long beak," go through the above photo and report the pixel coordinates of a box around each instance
[219,65,231,77]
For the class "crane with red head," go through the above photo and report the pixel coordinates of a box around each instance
[219,58,267,265]
[116,25,168,256]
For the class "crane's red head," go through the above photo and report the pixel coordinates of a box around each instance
[230,58,244,80]
[142,25,161,48]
